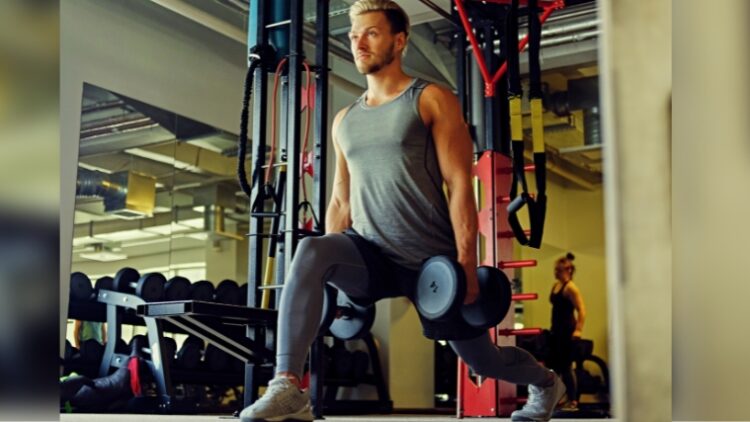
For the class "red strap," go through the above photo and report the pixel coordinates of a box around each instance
[127,357,143,397]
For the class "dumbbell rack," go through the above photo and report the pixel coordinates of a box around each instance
[311,334,392,416]
[94,289,174,411]
[68,286,279,413]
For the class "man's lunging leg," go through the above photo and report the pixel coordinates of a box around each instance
[240,234,371,422]
[451,333,565,422]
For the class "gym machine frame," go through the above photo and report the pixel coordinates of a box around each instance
[452,0,562,417]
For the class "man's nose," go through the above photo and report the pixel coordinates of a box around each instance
[356,36,368,51]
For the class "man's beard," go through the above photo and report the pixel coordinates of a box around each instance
[356,43,396,75]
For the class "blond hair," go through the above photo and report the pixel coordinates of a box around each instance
[349,0,410,56]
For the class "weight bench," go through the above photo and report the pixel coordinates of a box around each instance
[136,299,278,408]
[93,288,277,412]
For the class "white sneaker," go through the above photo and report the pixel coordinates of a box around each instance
[239,377,314,422]
[511,372,566,421]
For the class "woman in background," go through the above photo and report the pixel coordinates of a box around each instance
[549,252,586,409]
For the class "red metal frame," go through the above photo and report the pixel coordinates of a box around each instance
[454,0,565,97]
[499,259,537,269]
[459,151,542,418]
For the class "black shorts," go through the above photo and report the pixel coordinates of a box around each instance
[343,229,486,341]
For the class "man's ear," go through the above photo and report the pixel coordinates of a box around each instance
[396,32,407,53]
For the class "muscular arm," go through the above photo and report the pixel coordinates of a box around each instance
[566,283,587,336]
[325,108,352,234]
[421,85,479,303]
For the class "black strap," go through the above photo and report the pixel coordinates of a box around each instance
[238,57,263,199]
[507,0,547,249]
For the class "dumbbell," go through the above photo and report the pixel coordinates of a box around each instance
[115,338,128,354]
[70,273,117,302]
[351,350,370,381]
[204,344,230,372]
[64,339,77,361]
[113,268,165,302]
[319,284,376,341]
[80,339,104,364]
[333,348,355,379]
[414,256,512,330]
[162,337,177,364]
[95,276,114,292]
[214,279,241,305]
[176,336,204,369]
[190,280,215,302]
[69,273,95,302]
[164,276,191,301]
[239,283,248,306]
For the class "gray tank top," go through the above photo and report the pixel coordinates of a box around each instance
[336,78,456,270]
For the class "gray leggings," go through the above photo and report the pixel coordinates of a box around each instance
[276,233,550,387]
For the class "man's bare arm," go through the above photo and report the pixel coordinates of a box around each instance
[421,84,479,303]
[325,109,352,234]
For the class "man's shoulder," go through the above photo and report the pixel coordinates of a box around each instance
[421,82,456,102]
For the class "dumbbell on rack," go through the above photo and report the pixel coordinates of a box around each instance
[70,273,114,302]
[214,279,242,305]
[176,336,204,370]
[204,344,230,372]
[164,276,191,301]
[190,280,215,302]
[112,268,166,302]
[319,285,376,341]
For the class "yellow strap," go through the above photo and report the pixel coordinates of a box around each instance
[530,98,545,153]
[510,96,523,141]
[261,256,275,309]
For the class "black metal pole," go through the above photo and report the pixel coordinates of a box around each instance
[284,0,303,269]
[313,0,329,235]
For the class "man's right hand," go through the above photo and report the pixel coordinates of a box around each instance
[462,265,480,304]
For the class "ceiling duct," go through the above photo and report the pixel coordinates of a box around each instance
[113,92,219,142]
[76,168,157,219]
[549,76,601,146]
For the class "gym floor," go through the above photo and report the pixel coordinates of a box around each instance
[60,415,611,421]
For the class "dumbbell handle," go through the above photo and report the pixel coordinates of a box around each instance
[334,304,356,320]
[498,328,542,336]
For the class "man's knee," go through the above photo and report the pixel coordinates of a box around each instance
[295,235,338,264]
[460,347,527,376]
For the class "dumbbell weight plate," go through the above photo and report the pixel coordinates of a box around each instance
[460,266,512,329]
[239,283,248,306]
[190,280,215,302]
[115,338,128,354]
[135,273,166,302]
[80,339,104,364]
[113,267,141,293]
[352,350,370,380]
[215,279,241,305]
[64,340,76,360]
[318,284,338,336]
[128,334,148,354]
[162,337,177,362]
[333,348,354,379]
[204,344,230,371]
[329,291,376,341]
[70,272,93,301]
[164,276,191,301]
[95,276,114,292]
[177,336,204,369]
[415,256,466,321]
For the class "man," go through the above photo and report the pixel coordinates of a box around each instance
[240,1,564,421]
